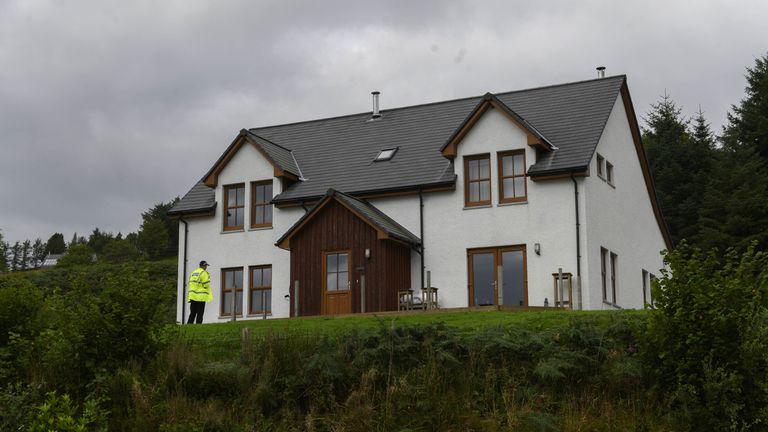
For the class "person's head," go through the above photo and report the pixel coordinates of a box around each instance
[199,260,209,269]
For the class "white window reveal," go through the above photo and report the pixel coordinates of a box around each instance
[374,148,398,162]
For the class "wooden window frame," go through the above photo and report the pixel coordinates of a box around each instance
[223,183,245,231]
[596,154,605,179]
[466,245,528,307]
[463,153,492,207]
[248,265,272,315]
[220,267,244,317]
[250,180,273,229]
[498,150,527,204]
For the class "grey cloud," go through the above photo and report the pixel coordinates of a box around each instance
[1,0,767,243]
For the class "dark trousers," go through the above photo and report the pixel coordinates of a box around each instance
[187,300,206,324]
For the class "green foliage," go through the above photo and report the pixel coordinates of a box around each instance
[100,239,141,263]
[642,243,768,430]
[87,228,115,255]
[138,218,169,260]
[643,93,715,245]
[45,232,67,255]
[142,199,180,257]
[57,244,95,267]
[28,392,106,432]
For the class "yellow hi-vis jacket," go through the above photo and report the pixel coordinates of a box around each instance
[187,267,212,302]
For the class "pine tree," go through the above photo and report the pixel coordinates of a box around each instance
[10,241,21,271]
[643,93,714,245]
[707,53,768,251]
[32,238,46,268]
[137,218,169,260]
[45,233,66,255]
[0,231,8,272]
[722,53,768,159]
[87,228,114,255]
[20,240,31,270]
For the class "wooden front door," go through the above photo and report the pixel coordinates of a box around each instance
[322,251,352,315]
[468,245,527,307]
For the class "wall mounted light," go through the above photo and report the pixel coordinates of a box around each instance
[534,243,541,255]
[365,248,371,259]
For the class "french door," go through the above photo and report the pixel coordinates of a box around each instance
[468,245,527,307]
[322,251,352,315]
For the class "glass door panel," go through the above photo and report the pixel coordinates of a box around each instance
[472,252,495,306]
[501,250,525,306]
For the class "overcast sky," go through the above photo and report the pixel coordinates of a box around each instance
[1,0,767,244]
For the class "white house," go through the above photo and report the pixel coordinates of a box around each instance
[168,74,671,323]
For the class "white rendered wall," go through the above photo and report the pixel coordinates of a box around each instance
[175,142,304,323]
[414,107,580,308]
[582,96,667,310]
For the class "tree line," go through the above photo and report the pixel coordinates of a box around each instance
[643,53,768,252]
[0,198,180,272]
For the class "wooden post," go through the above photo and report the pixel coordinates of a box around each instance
[557,268,564,307]
[360,275,366,313]
[426,270,432,309]
[497,265,504,306]
[293,280,300,317]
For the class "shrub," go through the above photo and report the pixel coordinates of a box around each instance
[642,243,768,430]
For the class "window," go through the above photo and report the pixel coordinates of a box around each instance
[610,252,618,304]
[601,247,608,302]
[374,148,397,162]
[464,154,491,207]
[251,181,273,228]
[596,154,605,178]
[649,273,657,306]
[221,267,243,316]
[223,184,245,231]
[606,161,614,185]
[498,150,527,203]
[249,265,272,315]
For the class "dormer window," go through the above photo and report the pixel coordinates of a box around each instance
[374,148,398,162]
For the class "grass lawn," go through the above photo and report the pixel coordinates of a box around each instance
[172,308,646,359]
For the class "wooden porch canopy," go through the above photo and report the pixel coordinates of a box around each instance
[276,189,421,250]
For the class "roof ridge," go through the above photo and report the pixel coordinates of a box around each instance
[249,75,627,132]
[245,130,294,152]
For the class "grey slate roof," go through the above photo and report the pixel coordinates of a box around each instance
[245,131,302,178]
[171,75,625,214]
[169,181,216,215]
[276,189,421,248]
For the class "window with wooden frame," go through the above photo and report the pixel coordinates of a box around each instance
[249,265,272,315]
[498,150,527,203]
[250,180,273,229]
[464,154,491,207]
[610,252,618,304]
[223,184,245,231]
[596,154,605,178]
[601,247,608,302]
[221,267,243,317]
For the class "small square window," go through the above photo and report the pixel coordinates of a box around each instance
[374,148,397,162]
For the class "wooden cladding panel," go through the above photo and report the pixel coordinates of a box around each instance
[289,200,411,316]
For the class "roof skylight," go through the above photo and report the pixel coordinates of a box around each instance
[374,148,398,162]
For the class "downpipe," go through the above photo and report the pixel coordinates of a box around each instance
[180,217,189,323]
[570,174,583,310]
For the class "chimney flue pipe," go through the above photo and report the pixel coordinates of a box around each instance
[371,91,381,118]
